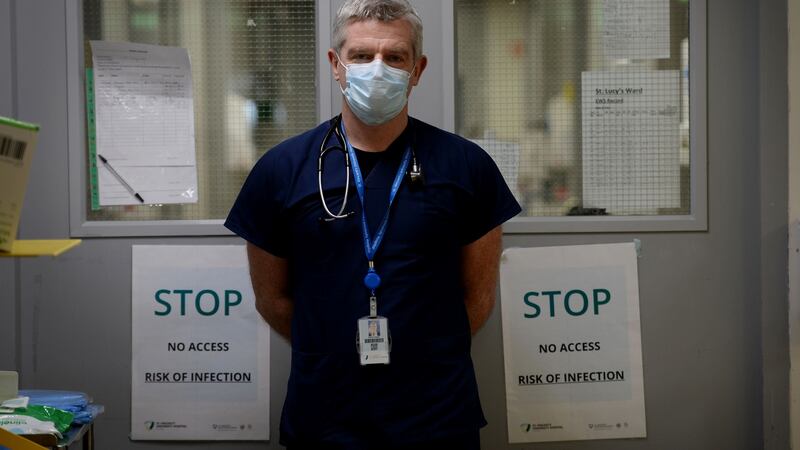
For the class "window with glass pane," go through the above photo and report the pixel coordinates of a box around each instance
[455,0,690,217]
[82,0,316,221]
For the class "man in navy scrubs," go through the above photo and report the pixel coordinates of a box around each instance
[226,0,521,448]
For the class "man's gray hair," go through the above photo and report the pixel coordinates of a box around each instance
[332,0,423,60]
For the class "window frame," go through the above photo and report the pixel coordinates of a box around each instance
[67,0,706,237]
[67,0,331,237]
[448,0,707,234]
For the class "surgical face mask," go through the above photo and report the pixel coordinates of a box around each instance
[338,56,412,126]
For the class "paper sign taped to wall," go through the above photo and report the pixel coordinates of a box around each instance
[131,245,270,441]
[581,70,680,215]
[500,243,646,443]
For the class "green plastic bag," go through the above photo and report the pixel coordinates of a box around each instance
[13,405,74,434]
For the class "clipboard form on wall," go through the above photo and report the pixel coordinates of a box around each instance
[87,41,199,208]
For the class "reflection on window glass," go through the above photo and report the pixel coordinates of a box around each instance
[83,0,317,221]
[455,0,690,217]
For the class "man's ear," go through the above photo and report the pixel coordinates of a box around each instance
[411,55,428,87]
[328,49,342,82]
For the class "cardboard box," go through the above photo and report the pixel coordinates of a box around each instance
[0,371,18,403]
[0,117,38,252]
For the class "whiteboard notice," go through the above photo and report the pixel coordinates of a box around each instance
[91,41,198,206]
[500,243,646,443]
[581,70,680,215]
[603,0,670,60]
[131,245,270,441]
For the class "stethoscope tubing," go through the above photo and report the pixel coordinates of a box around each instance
[318,115,421,222]
[318,122,352,219]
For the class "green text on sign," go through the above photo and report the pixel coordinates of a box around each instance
[523,289,611,318]
[154,289,243,316]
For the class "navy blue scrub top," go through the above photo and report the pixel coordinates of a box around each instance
[226,117,521,446]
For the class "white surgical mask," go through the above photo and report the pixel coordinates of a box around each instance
[338,56,412,126]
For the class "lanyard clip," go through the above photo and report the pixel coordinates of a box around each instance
[369,295,378,318]
[364,260,381,291]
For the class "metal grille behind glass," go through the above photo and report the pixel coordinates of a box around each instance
[83,0,317,221]
[455,0,690,217]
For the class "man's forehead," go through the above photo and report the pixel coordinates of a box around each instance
[341,19,415,51]
[345,42,412,54]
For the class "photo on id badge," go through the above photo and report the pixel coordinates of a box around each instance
[368,319,380,337]
[358,316,390,365]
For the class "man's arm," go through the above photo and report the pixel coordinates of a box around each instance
[462,225,503,335]
[247,242,293,341]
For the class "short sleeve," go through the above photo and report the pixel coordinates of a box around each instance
[459,146,522,245]
[224,152,290,257]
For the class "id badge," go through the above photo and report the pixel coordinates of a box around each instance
[357,316,390,365]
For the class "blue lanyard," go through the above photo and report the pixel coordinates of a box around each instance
[340,123,412,293]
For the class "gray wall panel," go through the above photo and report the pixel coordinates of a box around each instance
[760,0,790,448]
[0,0,13,117]
[15,0,71,390]
[707,0,765,447]
[0,0,17,372]
[7,0,790,448]
[15,0,70,238]
[0,259,16,370]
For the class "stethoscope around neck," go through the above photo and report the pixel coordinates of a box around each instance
[318,114,424,222]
